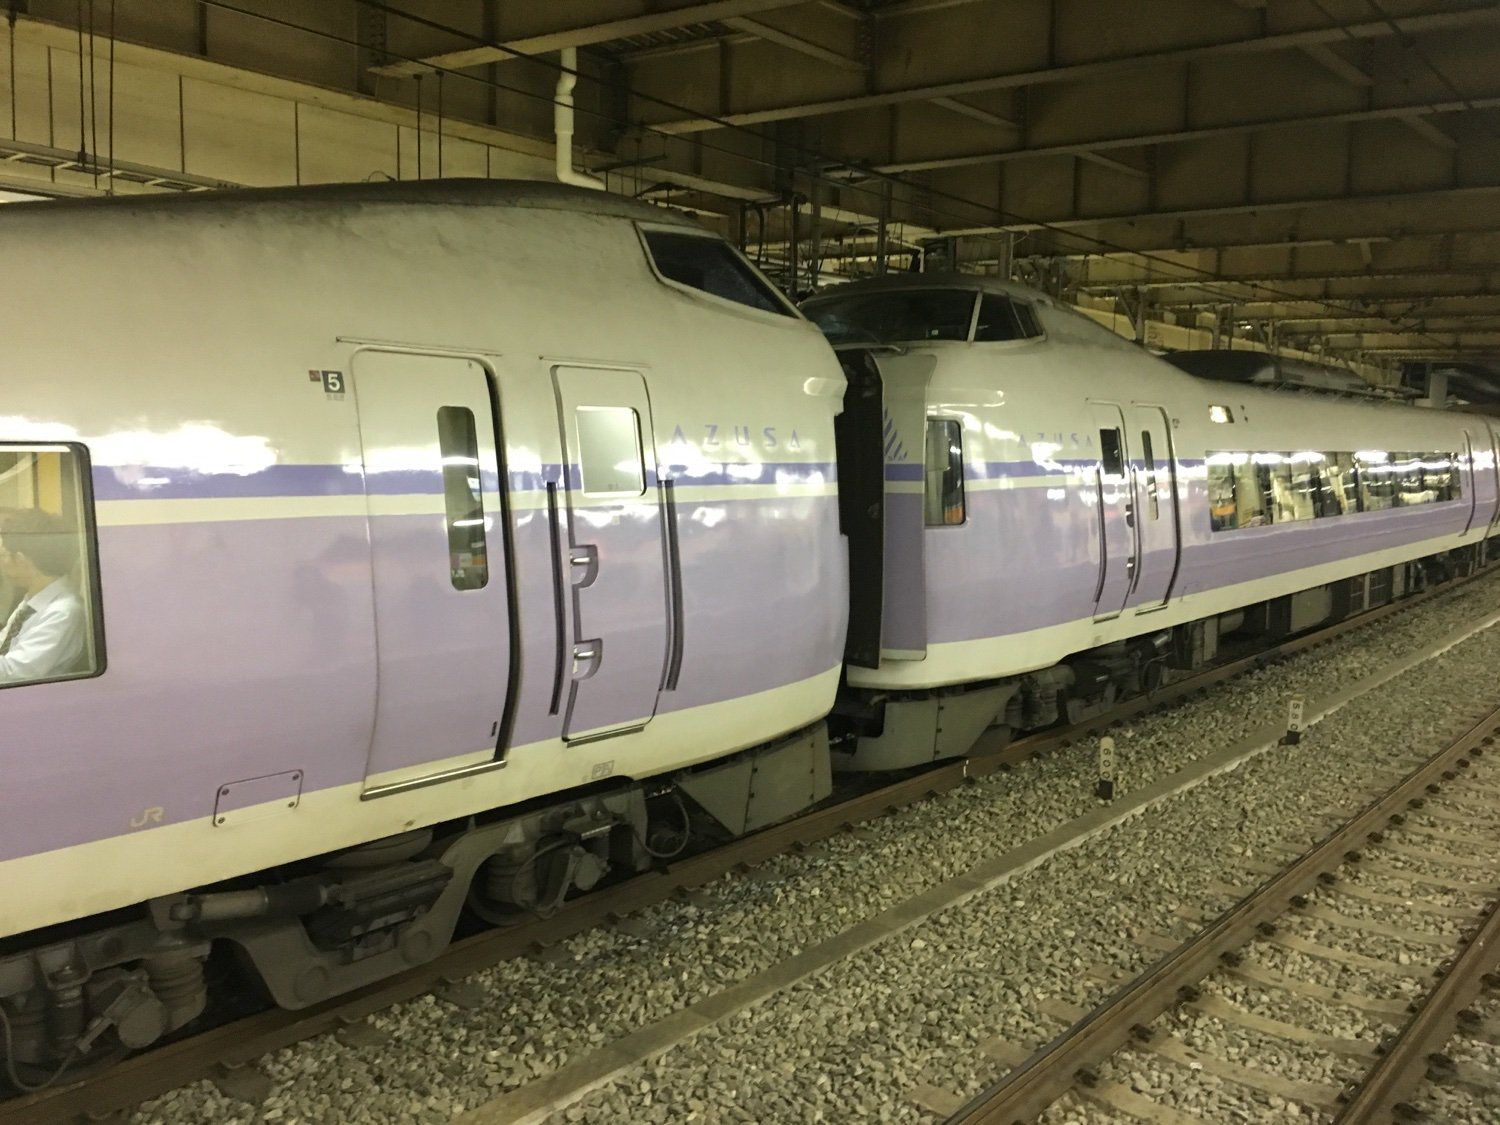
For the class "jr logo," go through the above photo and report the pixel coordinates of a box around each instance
[130,807,164,829]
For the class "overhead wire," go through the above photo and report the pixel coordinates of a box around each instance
[336,0,1481,358]
[188,0,1474,360]
[1304,0,1500,348]
[107,0,115,193]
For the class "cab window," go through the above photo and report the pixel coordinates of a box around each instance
[0,445,103,686]
[974,295,1044,341]
[640,230,793,316]
[803,289,978,346]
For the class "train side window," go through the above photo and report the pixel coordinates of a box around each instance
[640,229,793,316]
[575,406,646,497]
[924,419,966,526]
[1422,453,1458,501]
[1140,431,1158,520]
[437,407,489,591]
[1357,451,1396,511]
[0,445,103,687]
[1207,452,1267,530]
[1392,453,1423,507]
[1322,452,1361,514]
[1283,454,1320,523]
[1262,455,1298,524]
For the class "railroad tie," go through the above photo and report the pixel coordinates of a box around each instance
[1184,993,1379,1060]
[1329,880,1482,920]
[1266,932,1430,979]
[1380,840,1500,873]
[1139,1033,1344,1109]
[1223,959,1410,1020]
[906,1080,966,1117]
[1397,820,1500,849]
[1297,901,1455,946]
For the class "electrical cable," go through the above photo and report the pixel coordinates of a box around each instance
[73,0,84,164]
[184,1,1475,359]
[6,4,16,142]
[178,3,1354,307]
[107,0,115,194]
[334,0,1487,360]
[86,0,96,190]
[0,1004,76,1094]
[635,790,692,860]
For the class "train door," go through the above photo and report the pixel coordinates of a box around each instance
[1486,425,1500,535]
[552,365,671,743]
[353,350,512,793]
[1089,402,1137,622]
[1128,405,1181,611]
[1462,431,1479,534]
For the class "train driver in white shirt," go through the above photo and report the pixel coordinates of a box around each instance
[0,509,88,684]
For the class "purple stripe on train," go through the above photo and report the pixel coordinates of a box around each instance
[919,485,1472,645]
[92,461,837,501]
[1,493,847,863]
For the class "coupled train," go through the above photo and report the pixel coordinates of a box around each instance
[1,179,1495,1082]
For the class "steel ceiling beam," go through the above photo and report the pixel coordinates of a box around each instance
[371,0,815,77]
[1272,314,1500,331]
[721,15,865,70]
[648,6,1499,133]
[1074,267,1500,292]
[868,93,1500,174]
[939,183,1500,237]
[1298,43,1374,86]
[930,98,1019,129]
[1146,283,1500,310]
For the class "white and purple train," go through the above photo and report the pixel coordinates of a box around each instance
[1,181,1495,1080]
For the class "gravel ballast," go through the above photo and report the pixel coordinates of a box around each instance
[127,570,1500,1125]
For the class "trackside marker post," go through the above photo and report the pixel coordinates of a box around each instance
[1097,736,1116,801]
[1281,693,1306,745]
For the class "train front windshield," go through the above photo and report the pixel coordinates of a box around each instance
[802,288,978,345]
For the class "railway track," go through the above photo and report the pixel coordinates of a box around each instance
[947,701,1500,1125]
[1,570,1493,1125]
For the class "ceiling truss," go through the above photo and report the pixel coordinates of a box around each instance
[5,0,1500,371]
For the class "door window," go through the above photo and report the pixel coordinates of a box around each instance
[924,419,965,526]
[437,406,489,591]
[1099,429,1125,477]
[575,406,646,496]
[1140,430,1158,519]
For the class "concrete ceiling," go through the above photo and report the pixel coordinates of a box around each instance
[4,0,1499,376]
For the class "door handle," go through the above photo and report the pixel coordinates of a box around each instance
[569,545,599,586]
[572,641,602,679]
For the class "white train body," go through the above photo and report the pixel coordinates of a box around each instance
[805,275,1499,767]
[0,182,845,1037]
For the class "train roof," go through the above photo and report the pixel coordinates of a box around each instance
[804,271,1050,305]
[1163,349,1417,401]
[0,177,699,228]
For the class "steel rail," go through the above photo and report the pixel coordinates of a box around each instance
[0,569,1488,1124]
[1332,875,1500,1120]
[944,705,1500,1125]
